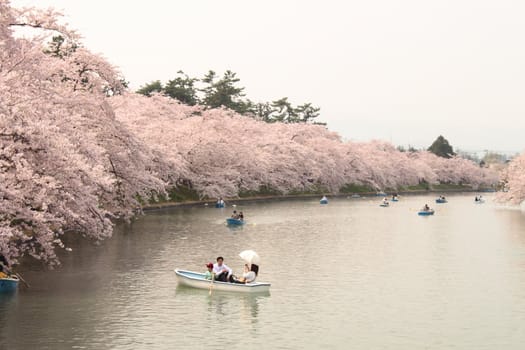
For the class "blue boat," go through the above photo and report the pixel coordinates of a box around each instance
[226,218,244,225]
[0,276,19,293]
[215,203,225,208]
[418,209,435,216]
[391,198,399,202]
[379,203,389,207]
[320,199,328,204]
[435,198,447,203]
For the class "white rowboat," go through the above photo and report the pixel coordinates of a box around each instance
[174,269,271,293]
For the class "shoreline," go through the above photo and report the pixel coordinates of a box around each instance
[142,188,489,211]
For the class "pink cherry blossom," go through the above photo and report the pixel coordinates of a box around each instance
[0,0,501,266]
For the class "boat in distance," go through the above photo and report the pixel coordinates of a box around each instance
[174,269,271,293]
[0,276,19,293]
[435,198,447,203]
[418,209,435,216]
[226,218,244,225]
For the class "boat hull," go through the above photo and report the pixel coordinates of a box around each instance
[320,200,328,204]
[226,218,244,225]
[379,203,389,207]
[418,210,435,216]
[435,199,447,203]
[215,203,225,208]
[175,269,270,293]
[0,277,19,293]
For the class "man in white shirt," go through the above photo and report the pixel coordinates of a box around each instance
[213,256,233,282]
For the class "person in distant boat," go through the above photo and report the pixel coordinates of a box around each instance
[231,210,239,219]
[0,263,7,279]
[475,196,479,202]
[0,255,10,278]
[238,211,244,221]
[234,264,256,284]
[423,204,430,211]
[392,194,398,200]
[321,195,328,201]
[204,262,214,280]
[217,197,225,206]
[382,197,389,205]
[213,256,233,282]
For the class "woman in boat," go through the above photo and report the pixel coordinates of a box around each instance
[0,265,7,279]
[423,204,430,211]
[234,264,256,284]
[0,255,10,278]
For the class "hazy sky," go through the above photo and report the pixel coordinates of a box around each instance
[11,0,525,153]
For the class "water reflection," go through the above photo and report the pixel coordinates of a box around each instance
[6,194,525,349]
[174,285,268,324]
[0,293,17,346]
[226,223,245,233]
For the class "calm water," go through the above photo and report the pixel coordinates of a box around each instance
[2,193,525,349]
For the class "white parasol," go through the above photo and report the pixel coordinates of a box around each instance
[238,250,260,265]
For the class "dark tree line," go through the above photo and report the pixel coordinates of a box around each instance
[397,135,457,159]
[428,135,455,158]
[136,70,323,124]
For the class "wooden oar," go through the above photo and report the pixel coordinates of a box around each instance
[209,273,214,295]
[15,273,30,288]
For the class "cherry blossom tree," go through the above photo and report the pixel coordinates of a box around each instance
[111,94,498,198]
[0,0,501,267]
[498,152,525,205]
[0,1,169,266]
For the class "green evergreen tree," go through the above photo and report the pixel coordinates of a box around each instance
[44,35,78,58]
[164,71,199,106]
[249,101,274,121]
[428,135,455,158]
[201,70,246,112]
[136,70,323,124]
[136,80,163,97]
[295,103,321,123]
[269,97,296,123]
